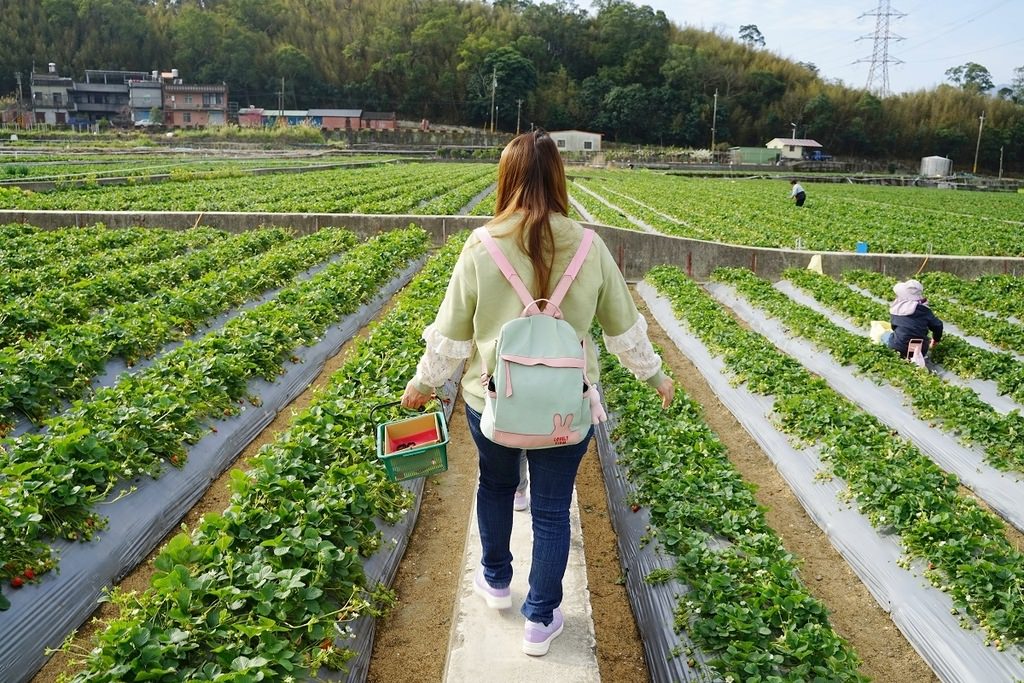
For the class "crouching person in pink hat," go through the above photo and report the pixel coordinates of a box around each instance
[881,278,944,359]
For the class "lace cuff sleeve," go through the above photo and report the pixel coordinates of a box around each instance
[413,324,473,389]
[603,315,661,381]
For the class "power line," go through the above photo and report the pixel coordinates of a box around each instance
[905,36,1024,63]
[854,0,905,97]
[899,0,1010,54]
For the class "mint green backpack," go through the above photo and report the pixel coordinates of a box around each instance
[474,227,602,449]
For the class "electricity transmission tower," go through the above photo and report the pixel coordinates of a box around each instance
[854,0,905,97]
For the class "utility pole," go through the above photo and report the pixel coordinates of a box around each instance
[710,88,718,156]
[998,145,1004,179]
[516,98,523,135]
[278,77,285,117]
[13,71,24,129]
[972,110,985,174]
[489,67,497,133]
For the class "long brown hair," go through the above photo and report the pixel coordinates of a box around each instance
[491,128,569,299]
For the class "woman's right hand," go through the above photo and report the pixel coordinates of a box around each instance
[401,381,433,410]
[656,377,674,409]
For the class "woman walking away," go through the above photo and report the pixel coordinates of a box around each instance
[790,179,807,206]
[881,278,944,359]
[402,128,673,657]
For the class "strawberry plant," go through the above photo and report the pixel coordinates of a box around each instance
[0,227,254,345]
[0,228,357,427]
[565,171,1024,255]
[0,162,495,215]
[844,269,1024,357]
[60,232,467,679]
[0,226,223,303]
[0,228,428,601]
[714,267,1024,474]
[648,265,1024,646]
[598,338,867,681]
[784,268,1024,405]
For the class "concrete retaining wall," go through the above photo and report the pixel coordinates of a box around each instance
[3,210,1021,282]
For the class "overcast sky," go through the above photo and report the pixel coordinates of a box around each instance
[592,0,1024,93]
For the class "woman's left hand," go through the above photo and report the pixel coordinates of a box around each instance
[401,381,433,410]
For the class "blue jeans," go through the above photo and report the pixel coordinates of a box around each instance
[465,405,592,625]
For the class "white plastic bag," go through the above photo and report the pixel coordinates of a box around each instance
[869,320,891,344]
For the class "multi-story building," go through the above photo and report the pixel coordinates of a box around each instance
[128,72,164,124]
[163,81,229,128]
[71,70,149,125]
[29,63,73,125]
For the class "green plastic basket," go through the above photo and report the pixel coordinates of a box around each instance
[373,400,450,482]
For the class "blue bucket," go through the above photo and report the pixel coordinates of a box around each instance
[855,241,869,253]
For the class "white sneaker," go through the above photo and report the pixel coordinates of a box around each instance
[513,491,529,511]
[473,569,512,609]
[523,608,564,656]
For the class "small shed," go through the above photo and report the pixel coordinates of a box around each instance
[730,146,780,165]
[920,156,953,177]
[309,108,361,130]
[766,137,822,161]
[362,111,397,130]
[238,107,264,127]
[549,130,602,153]
[264,110,309,127]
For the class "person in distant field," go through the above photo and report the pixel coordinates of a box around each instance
[881,279,944,358]
[790,179,806,206]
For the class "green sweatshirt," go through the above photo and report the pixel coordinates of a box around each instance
[413,212,666,412]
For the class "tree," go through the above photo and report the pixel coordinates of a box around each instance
[738,24,765,48]
[802,93,837,146]
[1010,66,1024,104]
[597,83,649,141]
[944,62,994,93]
[735,71,786,113]
[470,47,537,128]
[590,1,671,87]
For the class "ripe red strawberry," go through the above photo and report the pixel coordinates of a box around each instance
[630,504,641,513]
[23,568,35,580]
[11,576,24,588]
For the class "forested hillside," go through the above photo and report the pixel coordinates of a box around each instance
[1,0,1022,168]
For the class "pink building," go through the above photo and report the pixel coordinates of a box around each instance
[238,106,264,127]
[163,83,228,128]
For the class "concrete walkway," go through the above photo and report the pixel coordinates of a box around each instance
[443,489,601,682]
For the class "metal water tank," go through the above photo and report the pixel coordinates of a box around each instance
[920,156,952,177]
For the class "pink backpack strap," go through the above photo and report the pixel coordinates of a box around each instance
[474,227,542,315]
[546,229,595,313]
[474,226,595,316]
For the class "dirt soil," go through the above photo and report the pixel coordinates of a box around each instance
[36,287,941,683]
